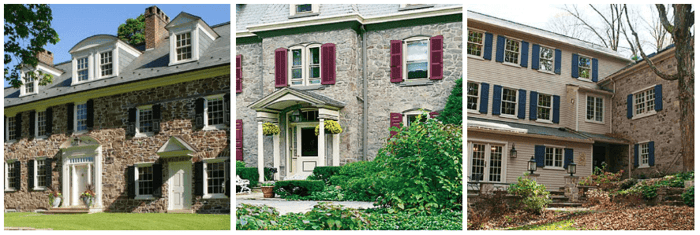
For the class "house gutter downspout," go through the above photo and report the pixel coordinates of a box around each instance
[361,25,368,161]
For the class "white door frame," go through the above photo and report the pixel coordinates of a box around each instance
[168,161,192,210]
[293,122,320,177]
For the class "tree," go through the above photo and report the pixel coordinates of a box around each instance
[641,4,673,52]
[4,4,59,88]
[624,4,694,171]
[437,77,462,125]
[117,14,145,47]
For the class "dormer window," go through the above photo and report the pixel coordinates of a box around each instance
[166,13,218,66]
[19,64,62,97]
[100,51,113,77]
[176,32,193,61]
[69,35,141,85]
[24,72,35,94]
[296,4,312,13]
[289,4,319,17]
[77,57,89,81]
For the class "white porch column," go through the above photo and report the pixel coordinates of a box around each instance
[257,121,264,183]
[318,119,326,167]
[87,164,92,185]
[95,146,103,208]
[62,160,69,208]
[273,133,280,180]
[71,164,77,206]
[333,134,340,166]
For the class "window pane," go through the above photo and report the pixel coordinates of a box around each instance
[489,145,502,182]
[207,97,224,126]
[292,49,302,66]
[301,127,318,156]
[407,40,428,79]
[505,39,519,64]
[77,104,87,131]
[471,144,485,181]
[139,108,153,133]
[207,162,226,194]
[297,4,312,13]
[37,160,46,187]
[467,82,479,110]
[292,68,303,79]
[467,31,483,56]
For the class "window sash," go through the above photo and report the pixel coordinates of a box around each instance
[77,57,89,81]
[467,30,484,56]
[206,162,226,195]
[539,47,554,72]
[8,117,16,140]
[176,33,192,61]
[578,56,591,79]
[138,108,154,133]
[406,39,429,79]
[504,38,519,64]
[37,111,46,136]
[296,4,312,13]
[25,72,35,93]
[136,166,154,196]
[308,47,320,84]
[537,94,552,120]
[469,143,504,182]
[634,89,655,115]
[545,147,563,168]
[76,103,88,131]
[501,88,517,115]
[586,96,604,122]
[36,160,46,187]
[640,143,649,165]
[467,82,479,111]
[8,162,17,189]
[100,51,113,76]
[207,97,225,126]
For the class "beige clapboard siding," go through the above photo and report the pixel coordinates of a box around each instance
[575,90,613,134]
[468,131,593,190]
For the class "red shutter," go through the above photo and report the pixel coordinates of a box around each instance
[236,54,242,93]
[429,111,439,119]
[389,113,402,137]
[321,43,336,85]
[430,35,444,80]
[390,40,403,83]
[236,119,243,161]
[275,48,288,87]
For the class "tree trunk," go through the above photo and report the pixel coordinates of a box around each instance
[675,30,694,172]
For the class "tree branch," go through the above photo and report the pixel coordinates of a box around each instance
[624,4,678,81]
[655,4,675,33]
[565,5,609,48]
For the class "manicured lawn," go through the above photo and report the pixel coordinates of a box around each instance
[4,212,230,230]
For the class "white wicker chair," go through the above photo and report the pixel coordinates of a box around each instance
[236,175,251,194]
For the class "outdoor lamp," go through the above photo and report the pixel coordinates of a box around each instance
[568,162,577,176]
[510,144,517,158]
[528,156,537,174]
[290,109,301,122]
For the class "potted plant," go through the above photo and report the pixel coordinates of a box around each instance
[261,182,275,198]
[262,122,281,136]
[47,186,62,208]
[80,184,95,208]
[315,120,343,136]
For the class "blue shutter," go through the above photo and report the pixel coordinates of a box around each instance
[520,41,529,68]
[552,95,560,124]
[654,84,663,111]
[483,33,493,60]
[529,91,538,120]
[634,144,639,167]
[648,141,655,166]
[535,145,545,167]
[564,148,574,169]
[627,94,633,119]
[571,54,579,78]
[554,49,562,74]
[495,35,505,63]
[479,83,490,114]
[531,44,540,70]
[517,89,527,119]
[592,58,599,82]
[492,85,502,115]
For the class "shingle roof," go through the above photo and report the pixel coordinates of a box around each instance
[5,20,230,108]
[289,88,346,108]
[599,44,676,84]
[578,131,630,144]
[468,116,590,140]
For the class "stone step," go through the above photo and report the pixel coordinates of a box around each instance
[41,208,89,214]
[664,195,684,201]
[661,201,686,206]
[167,209,193,214]
[548,202,583,208]
[550,195,570,203]
[549,190,565,195]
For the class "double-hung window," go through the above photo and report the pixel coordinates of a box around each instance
[203,158,228,198]
[586,96,604,123]
[76,103,88,132]
[77,57,89,82]
[640,142,650,167]
[545,147,564,168]
[206,95,225,127]
[34,158,47,190]
[176,32,192,61]
[8,116,16,140]
[467,30,484,57]
[578,55,592,79]
[25,72,35,94]
[289,44,322,86]
[501,87,517,116]
[634,88,655,116]
[100,51,113,77]
[539,46,554,72]
[37,111,47,137]
[405,37,429,79]
[537,93,553,121]
[137,106,154,136]
[504,38,520,64]
[403,110,432,127]
[469,143,504,182]
[5,161,18,191]
[467,82,480,111]
[135,164,154,199]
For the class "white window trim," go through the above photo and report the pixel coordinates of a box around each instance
[467,140,508,183]
[96,49,117,80]
[577,54,593,81]
[499,87,519,118]
[502,36,521,66]
[632,85,657,120]
[6,116,17,143]
[19,70,39,97]
[5,160,18,192]
[467,28,485,60]
[585,95,605,124]
[202,157,229,199]
[543,145,565,170]
[203,94,227,130]
[134,162,156,200]
[73,55,91,85]
[289,4,319,16]
[135,105,155,138]
[169,29,198,66]
[538,45,555,73]
[467,81,481,114]
[536,93,554,123]
[33,157,48,191]
[638,142,651,168]
[74,101,88,134]
[403,36,431,81]
[402,110,433,127]
[288,44,323,87]
[34,109,48,139]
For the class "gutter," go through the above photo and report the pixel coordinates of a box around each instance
[361,25,368,161]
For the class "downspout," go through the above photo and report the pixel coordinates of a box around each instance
[361,25,368,161]
[610,79,615,134]
[575,88,579,131]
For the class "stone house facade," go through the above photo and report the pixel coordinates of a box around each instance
[4,6,231,213]
[236,4,462,181]
[467,10,685,190]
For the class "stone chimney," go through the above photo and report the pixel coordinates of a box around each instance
[144,6,170,50]
[36,49,54,66]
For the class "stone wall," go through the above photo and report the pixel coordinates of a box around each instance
[5,74,231,213]
[235,42,265,168]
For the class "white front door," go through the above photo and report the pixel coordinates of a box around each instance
[294,123,320,177]
[169,162,191,210]
[72,165,89,206]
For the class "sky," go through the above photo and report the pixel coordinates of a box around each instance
[4,4,230,88]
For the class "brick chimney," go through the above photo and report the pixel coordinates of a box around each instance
[144,6,170,50]
[36,49,54,66]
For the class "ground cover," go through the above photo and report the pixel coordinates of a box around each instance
[4,212,230,230]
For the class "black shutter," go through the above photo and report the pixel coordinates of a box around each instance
[195,98,205,129]
[127,165,135,198]
[66,103,74,134]
[224,93,230,126]
[15,113,22,139]
[127,108,136,137]
[225,159,231,197]
[14,161,21,191]
[4,116,6,141]
[153,163,163,197]
[194,161,204,196]
[45,158,53,188]
[153,105,161,134]
[28,160,34,191]
[29,111,36,137]
[86,99,94,129]
[46,107,53,135]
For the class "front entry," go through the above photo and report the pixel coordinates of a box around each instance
[290,122,320,178]
[71,165,89,206]
[168,162,192,210]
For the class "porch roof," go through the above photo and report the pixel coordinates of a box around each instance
[578,131,630,145]
[468,117,593,143]
[248,87,346,112]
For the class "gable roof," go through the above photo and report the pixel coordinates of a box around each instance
[598,44,676,85]
[248,87,346,111]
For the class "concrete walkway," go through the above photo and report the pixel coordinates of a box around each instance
[236,191,377,215]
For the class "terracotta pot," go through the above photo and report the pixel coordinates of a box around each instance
[261,186,275,198]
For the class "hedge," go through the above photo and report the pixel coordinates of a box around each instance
[307,166,342,185]
[274,180,324,197]
[236,167,274,188]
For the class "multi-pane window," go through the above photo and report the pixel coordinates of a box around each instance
[469,143,504,182]
[545,147,563,168]
[501,88,517,116]
[407,114,428,127]
[586,96,604,122]
[289,45,322,86]
[578,55,591,79]
[7,162,18,189]
[25,72,35,94]
[640,143,650,166]
[504,38,520,64]
[308,47,320,84]
[8,116,16,140]
[634,88,655,115]
[176,32,192,61]
[537,94,552,121]
[206,162,226,195]
[77,57,89,81]
[36,159,47,187]
[467,30,484,56]
[467,82,480,111]
[406,39,429,79]
[539,47,554,72]
[100,51,113,76]
[76,103,88,132]
[138,107,154,133]
[470,143,485,181]
[37,111,46,136]
[488,145,503,182]
[296,4,312,13]
[207,97,224,126]
[137,166,154,196]
[291,48,303,84]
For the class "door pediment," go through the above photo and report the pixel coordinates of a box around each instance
[157,136,198,157]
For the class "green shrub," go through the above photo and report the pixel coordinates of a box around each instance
[436,77,462,125]
[307,166,342,185]
[236,160,246,168]
[274,180,325,197]
[365,208,462,230]
[618,178,638,190]
[682,186,694,207]
[236,204,282,230]
[329,161,384,202]
[296,202,368,230]
[507,175,551,214]
[236,167,274,188]
[283,185,346,201]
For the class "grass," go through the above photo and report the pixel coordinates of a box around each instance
[4,212,230,230]
[510,219,579,230]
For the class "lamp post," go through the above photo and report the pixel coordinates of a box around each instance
[568,162,577,177]
[528,156,537,175]
[510,144,517,158]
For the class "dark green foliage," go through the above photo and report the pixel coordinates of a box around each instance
[274,180,324,197]
[618,178,638,191]
[307,166,341,185]
[327,161,384,202]
[437,77,462,125]
[236,167,274,188]
[117,14,145,46]
[294,203,369,230]
[365,208,462,230]
[236,160,246,168]
[236,204,282,230]
[640,184,658,200]
[282,185,346,201]
[508,176,551,214]
[5,4,60,88]
[682,186,694,207]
